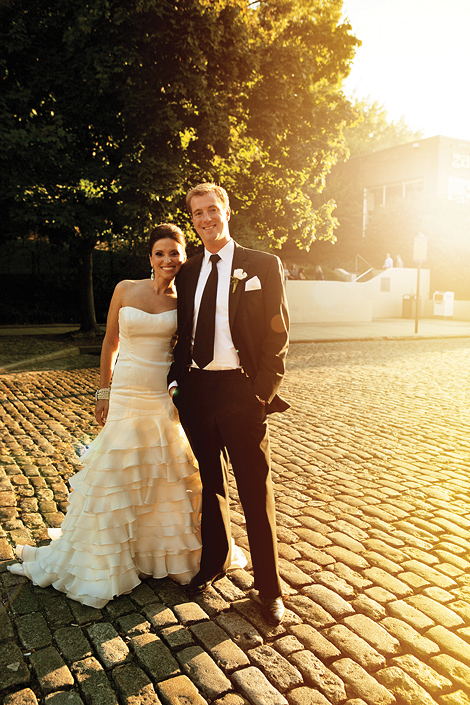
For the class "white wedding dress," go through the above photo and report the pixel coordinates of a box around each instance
[8,307,246,608]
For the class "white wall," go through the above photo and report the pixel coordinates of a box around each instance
[286,268,436,323]
[354,268,430,318]
[286,280,373,323]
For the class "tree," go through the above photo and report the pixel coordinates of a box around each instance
[1,0,359,328]
[215,0,359,251]
[345,98,423,157]
[1,0,133,330]
[1,0,255,329]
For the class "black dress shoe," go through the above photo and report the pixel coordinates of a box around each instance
[186,570,226,596]
[260,596,285,625]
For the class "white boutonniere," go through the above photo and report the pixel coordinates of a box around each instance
[230,269,247,293]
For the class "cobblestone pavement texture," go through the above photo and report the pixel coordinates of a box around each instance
[1,335,470,705]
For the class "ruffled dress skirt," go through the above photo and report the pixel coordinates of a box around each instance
[9,308,241,607]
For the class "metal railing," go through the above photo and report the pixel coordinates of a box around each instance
[354,254,376,282]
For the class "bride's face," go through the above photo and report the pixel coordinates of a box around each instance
[149,238,186,281]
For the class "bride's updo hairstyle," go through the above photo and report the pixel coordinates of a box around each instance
[148,223,186,254]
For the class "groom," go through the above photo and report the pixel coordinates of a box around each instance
[168,182,289,625]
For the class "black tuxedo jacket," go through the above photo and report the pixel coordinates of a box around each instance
[169,241,290,414]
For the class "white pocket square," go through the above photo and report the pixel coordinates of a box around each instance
[245,276,261,291]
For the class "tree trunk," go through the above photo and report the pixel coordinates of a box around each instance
[78,238,99,333]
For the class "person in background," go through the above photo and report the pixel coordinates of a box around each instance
[395,254,404,268]
[288,263,299,280]
[313,265,325,280]
[298,267,307,280]
[383,253,393,268]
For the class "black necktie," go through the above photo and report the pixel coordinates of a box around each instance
[192,254,221,369]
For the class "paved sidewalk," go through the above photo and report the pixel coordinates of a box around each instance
[1,336,470,705]
[290,318,470,343]
[1,317,470,344]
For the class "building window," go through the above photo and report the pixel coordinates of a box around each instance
[370,187,384,208]
[385,184,403,203]
[364,180,424,220]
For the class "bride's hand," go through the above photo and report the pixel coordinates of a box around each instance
[95,400,109,427]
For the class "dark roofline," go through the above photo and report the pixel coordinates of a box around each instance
[348,134,470,161]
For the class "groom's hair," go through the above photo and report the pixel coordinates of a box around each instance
[186,182,230,214]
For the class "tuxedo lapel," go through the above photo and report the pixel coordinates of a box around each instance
[182,254,203,330]
[229,243,250,330]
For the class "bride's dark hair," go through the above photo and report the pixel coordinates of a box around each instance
[148,224,186,254]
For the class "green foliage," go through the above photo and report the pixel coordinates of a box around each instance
[214,0,358,250]
[1,0,358,242]
[1,0,359,325]
[345,97,423,157]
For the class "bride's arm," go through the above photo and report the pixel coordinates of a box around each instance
[95,283,124,427]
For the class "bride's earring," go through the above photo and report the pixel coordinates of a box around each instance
[151,267,154,281]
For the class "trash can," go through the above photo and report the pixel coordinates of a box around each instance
[402,294,420,319]
[433,291,454,317]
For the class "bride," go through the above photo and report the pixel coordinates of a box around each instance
[8,223,245,608]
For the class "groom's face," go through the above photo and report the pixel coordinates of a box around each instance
[190,192,231,253]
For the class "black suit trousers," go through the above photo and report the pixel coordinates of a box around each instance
[174,368,281,600]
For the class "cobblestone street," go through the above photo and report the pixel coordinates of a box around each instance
[2,336,470,705]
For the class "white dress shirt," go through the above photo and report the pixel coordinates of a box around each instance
[192,239,240,370]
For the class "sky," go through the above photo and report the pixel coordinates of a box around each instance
[341,0,470,141]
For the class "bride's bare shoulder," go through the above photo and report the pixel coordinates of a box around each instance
[116,279,149,294]
[116,279,153,308]
[117,278,146,287]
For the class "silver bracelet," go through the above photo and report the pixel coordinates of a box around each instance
[95,388,110,401]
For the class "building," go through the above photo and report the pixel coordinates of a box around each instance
[354,135,470,235]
